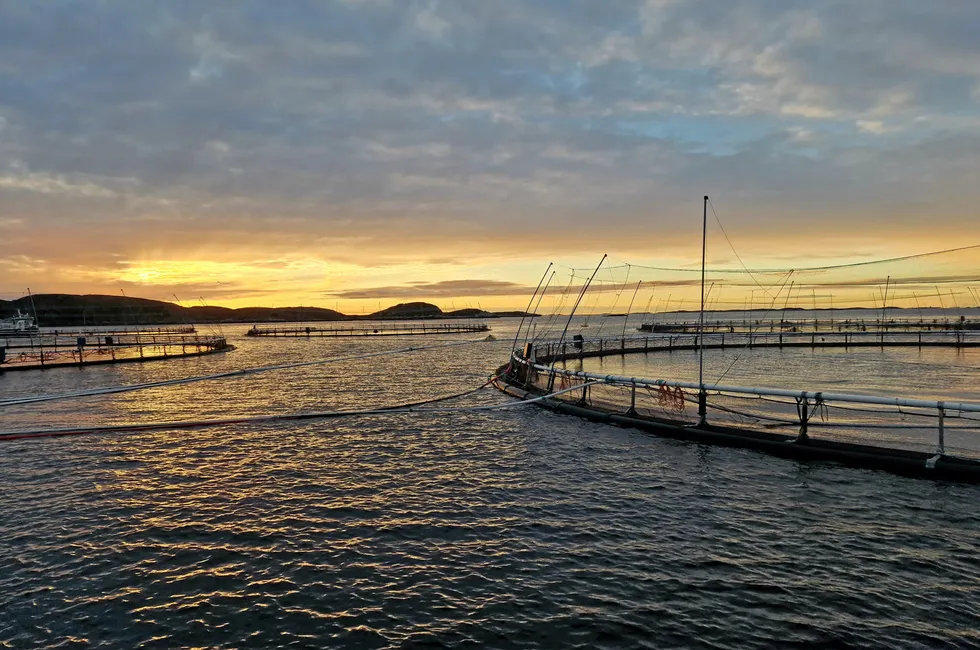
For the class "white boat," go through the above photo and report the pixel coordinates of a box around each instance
[0,310,39,336]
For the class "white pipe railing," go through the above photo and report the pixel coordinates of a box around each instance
[510,352,980,414]
[528,329,980,347]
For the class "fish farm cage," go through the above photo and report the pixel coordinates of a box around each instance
[540,328,980,355]
[0,331,231,371]
[495,331,980,482]
[37,325,198,337]
[246,322,491,338]
[491,237,980,482]
[639,316,980,333]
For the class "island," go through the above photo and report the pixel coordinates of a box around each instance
[0,294,538,327]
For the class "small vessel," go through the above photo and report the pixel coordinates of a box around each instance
[0,310,40,336]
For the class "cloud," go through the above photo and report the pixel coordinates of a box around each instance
[0,1,978,307]
[325,277,716,300]
[326,279,535,299]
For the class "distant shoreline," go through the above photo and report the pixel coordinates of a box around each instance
[0,294,537,328]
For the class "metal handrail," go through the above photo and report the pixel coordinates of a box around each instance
[510,352,980,414]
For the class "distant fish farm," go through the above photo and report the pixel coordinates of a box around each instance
[0,328,232,371]
[246,322,491,338]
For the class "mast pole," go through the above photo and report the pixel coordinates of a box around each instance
[698,195,708,426]
[27,288,44,366]
[512,262,553,356]
[622,280,642,340]
[881,275,890,325]
[549,254,607,390]
[524,270,556,348]
[881,275,890,343]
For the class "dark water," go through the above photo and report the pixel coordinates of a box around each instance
[2,318,979,648]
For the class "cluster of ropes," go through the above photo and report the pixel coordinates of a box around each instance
[655,384,687,413]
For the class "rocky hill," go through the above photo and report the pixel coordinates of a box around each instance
[0,295,535,326]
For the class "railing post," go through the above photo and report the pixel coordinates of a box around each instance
[628,381,637,416]
[937,404,946,456]
[697,389,707,426]
[795,395,810,443]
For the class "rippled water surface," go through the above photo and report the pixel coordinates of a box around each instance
[2,318,979,648]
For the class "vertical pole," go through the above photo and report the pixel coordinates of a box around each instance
[698,196,708,426]
[622,279,642,341]
[524,271,556,349]
[796,396,811,443]
[937,405,946,455]
[549,255,607,390]
[27,288,44,366]
[881,275,890,345]
[512,263,552,356]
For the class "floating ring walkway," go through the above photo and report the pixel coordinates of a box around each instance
[638,317,979,334]
[246,322,490,338]
[0,333,232,372]
[495,330,980,482]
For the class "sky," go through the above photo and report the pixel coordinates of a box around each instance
[1,0,979,312]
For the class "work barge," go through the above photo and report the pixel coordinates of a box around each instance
[246,322,490,338]
[0,330,232,372]
[494,331,980,483]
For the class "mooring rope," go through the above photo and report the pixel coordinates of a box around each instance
[572,243,980,274]
[0,339,489,409]
[707,198,776,299]
[712,270,796,385]
[0,380,606,443]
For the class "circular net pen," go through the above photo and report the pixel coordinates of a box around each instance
[495,244,980,483]
[0,332,232,371]
[496,337,980,482]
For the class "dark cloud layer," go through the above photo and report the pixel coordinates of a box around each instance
[1,0,978,302]
[326,279,534,299]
